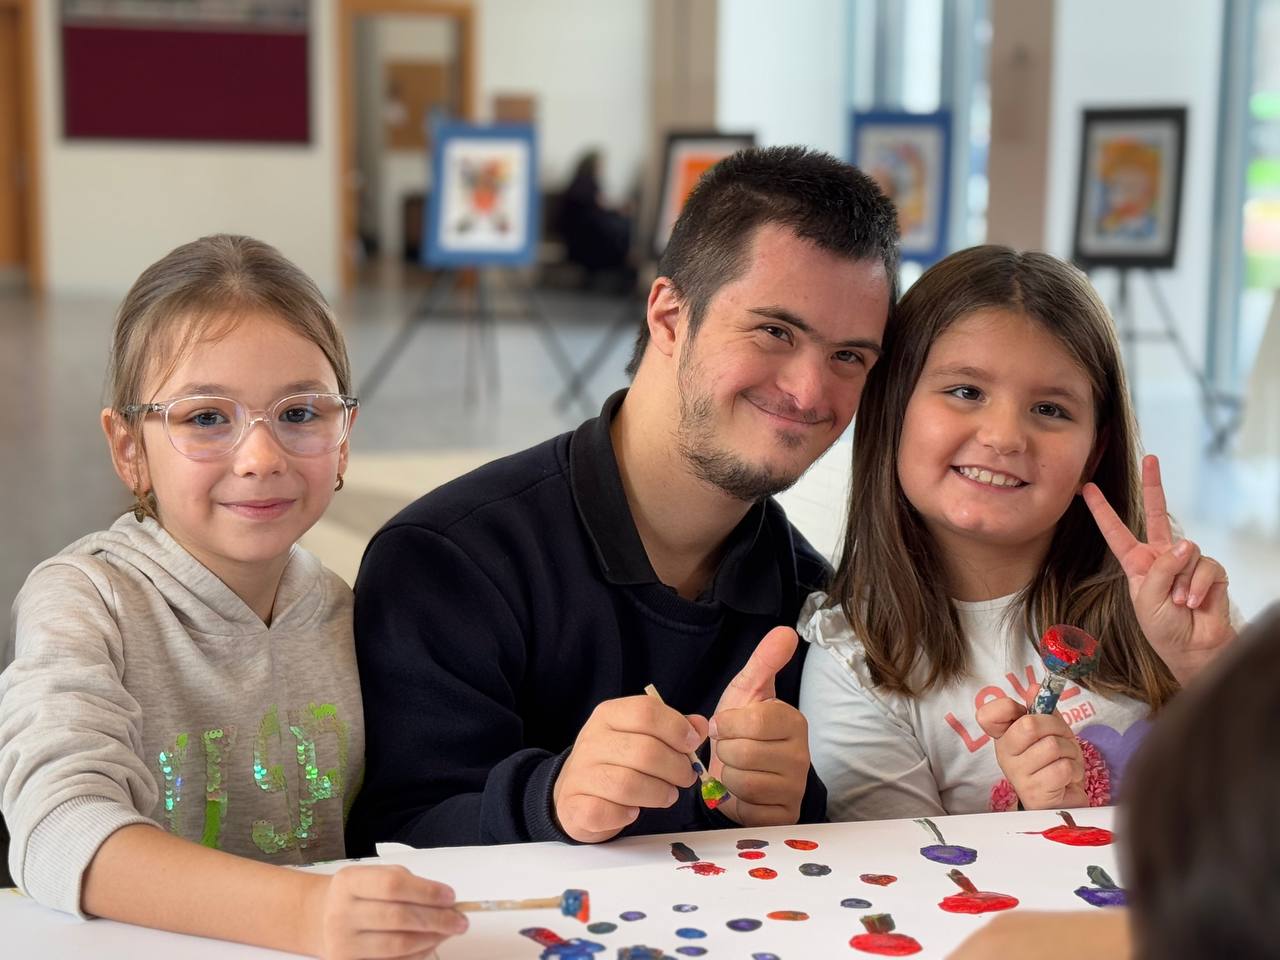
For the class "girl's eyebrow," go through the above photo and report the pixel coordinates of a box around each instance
[169,379,333,396]
[926,363,989,380]
[925,364,1087,405]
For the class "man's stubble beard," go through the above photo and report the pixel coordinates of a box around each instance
[675,350,808,503]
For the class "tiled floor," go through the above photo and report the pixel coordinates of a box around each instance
[2,269,1277,653]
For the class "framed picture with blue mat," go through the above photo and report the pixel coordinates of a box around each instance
[423,122,540,268]
[851,110,951,266]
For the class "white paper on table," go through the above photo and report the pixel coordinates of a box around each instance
[378,807,1124,960]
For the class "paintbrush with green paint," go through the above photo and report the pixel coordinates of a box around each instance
[643,683,729,809]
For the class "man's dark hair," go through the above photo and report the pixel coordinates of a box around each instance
[625,145,901,376]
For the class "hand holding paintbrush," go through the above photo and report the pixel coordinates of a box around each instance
[644,684,729,808]
[976,624,1100,809]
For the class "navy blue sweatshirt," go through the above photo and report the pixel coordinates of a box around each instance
[345,390,829,854]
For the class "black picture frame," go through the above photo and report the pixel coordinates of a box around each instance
[651,131,755,260]
[1071,106,1187,270]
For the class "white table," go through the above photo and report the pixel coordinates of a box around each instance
[2,806,1123,960]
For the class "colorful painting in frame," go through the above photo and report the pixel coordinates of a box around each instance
[423,122,540,268]
[1072,106,1187,270]
[652,132,755,259]
[852,110,952,266]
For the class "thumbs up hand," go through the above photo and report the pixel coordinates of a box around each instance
[708,626,810,827]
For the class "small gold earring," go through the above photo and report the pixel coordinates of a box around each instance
[334,473,344,492]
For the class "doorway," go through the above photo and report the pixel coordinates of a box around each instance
[337,0,476,290]
[0,0,40,293]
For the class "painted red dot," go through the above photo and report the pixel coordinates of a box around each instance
[679,861,725,876]
[860,873,898,886]
[784,839,819,851]
[748,867,778,880]
[739,850,766,860]
[767,910,810,921]
[850,932,923,955]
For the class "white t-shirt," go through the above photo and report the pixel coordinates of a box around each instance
[798,590,1153,822]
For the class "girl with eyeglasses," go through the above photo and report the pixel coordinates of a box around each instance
[0,235,465,958]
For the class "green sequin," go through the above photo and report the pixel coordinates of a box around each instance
[252,703,348,855]
[200,727,236,849]
[157,732,189,830]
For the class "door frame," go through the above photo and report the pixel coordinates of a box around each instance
[337,0,476,290]
[0,0,42,293]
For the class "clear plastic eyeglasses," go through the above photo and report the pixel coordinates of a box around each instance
[123,393,359,461]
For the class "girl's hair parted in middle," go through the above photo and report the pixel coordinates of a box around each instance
[827,245,1177,708]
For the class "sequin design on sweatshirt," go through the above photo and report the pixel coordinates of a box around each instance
[156,726,236,848]
[252,703,349,854]
[201,726,236,848]
[158,732,190,832]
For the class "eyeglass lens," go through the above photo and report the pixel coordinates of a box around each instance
[164,394,349,459]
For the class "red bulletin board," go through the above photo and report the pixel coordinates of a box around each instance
[62,24,310,142]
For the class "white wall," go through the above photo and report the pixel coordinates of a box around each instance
[37,0,341,298]
[37,0,652,296]
[716,0,849,157]
[1045,0,1223,382]
[476,0,650,204]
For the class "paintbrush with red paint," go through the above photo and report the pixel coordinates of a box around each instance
[1031,624,1100,714]
[643,683,730,809]
[454,888,590,923]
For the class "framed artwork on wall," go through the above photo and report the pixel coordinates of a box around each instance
[851,110,952,266]
[1071,106,1187,269]
[423,122,540,268]
[652,131,755,259]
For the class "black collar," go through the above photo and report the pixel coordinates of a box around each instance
[568,389,783,615]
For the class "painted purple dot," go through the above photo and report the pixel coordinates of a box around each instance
[727,918,763,932]
[840,897,872,909]
[752,954,782,960]
[619,911,647,921]
[920,843,978,865]
[586,922,617,934]
[1075,886,1128,907]
[676,949,708,958]
[675,928,706,939]
[672,903,699,913]
[799,862,832,877]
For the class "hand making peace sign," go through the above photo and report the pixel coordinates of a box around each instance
[1082,454,1235,686]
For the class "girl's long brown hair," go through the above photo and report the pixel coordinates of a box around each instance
[827,245,1178,708]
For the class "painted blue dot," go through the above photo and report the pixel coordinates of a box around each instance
[840,897,872,909]
[675,927,707,939]
[619,911,647,922]
[676,949,708,957]
[672,903,699,913]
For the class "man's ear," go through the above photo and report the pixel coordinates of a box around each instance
[101,407,150,496]
[645,276,685,360]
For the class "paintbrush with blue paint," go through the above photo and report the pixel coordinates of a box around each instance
[454,888,590,923]
[643,683,729,809]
